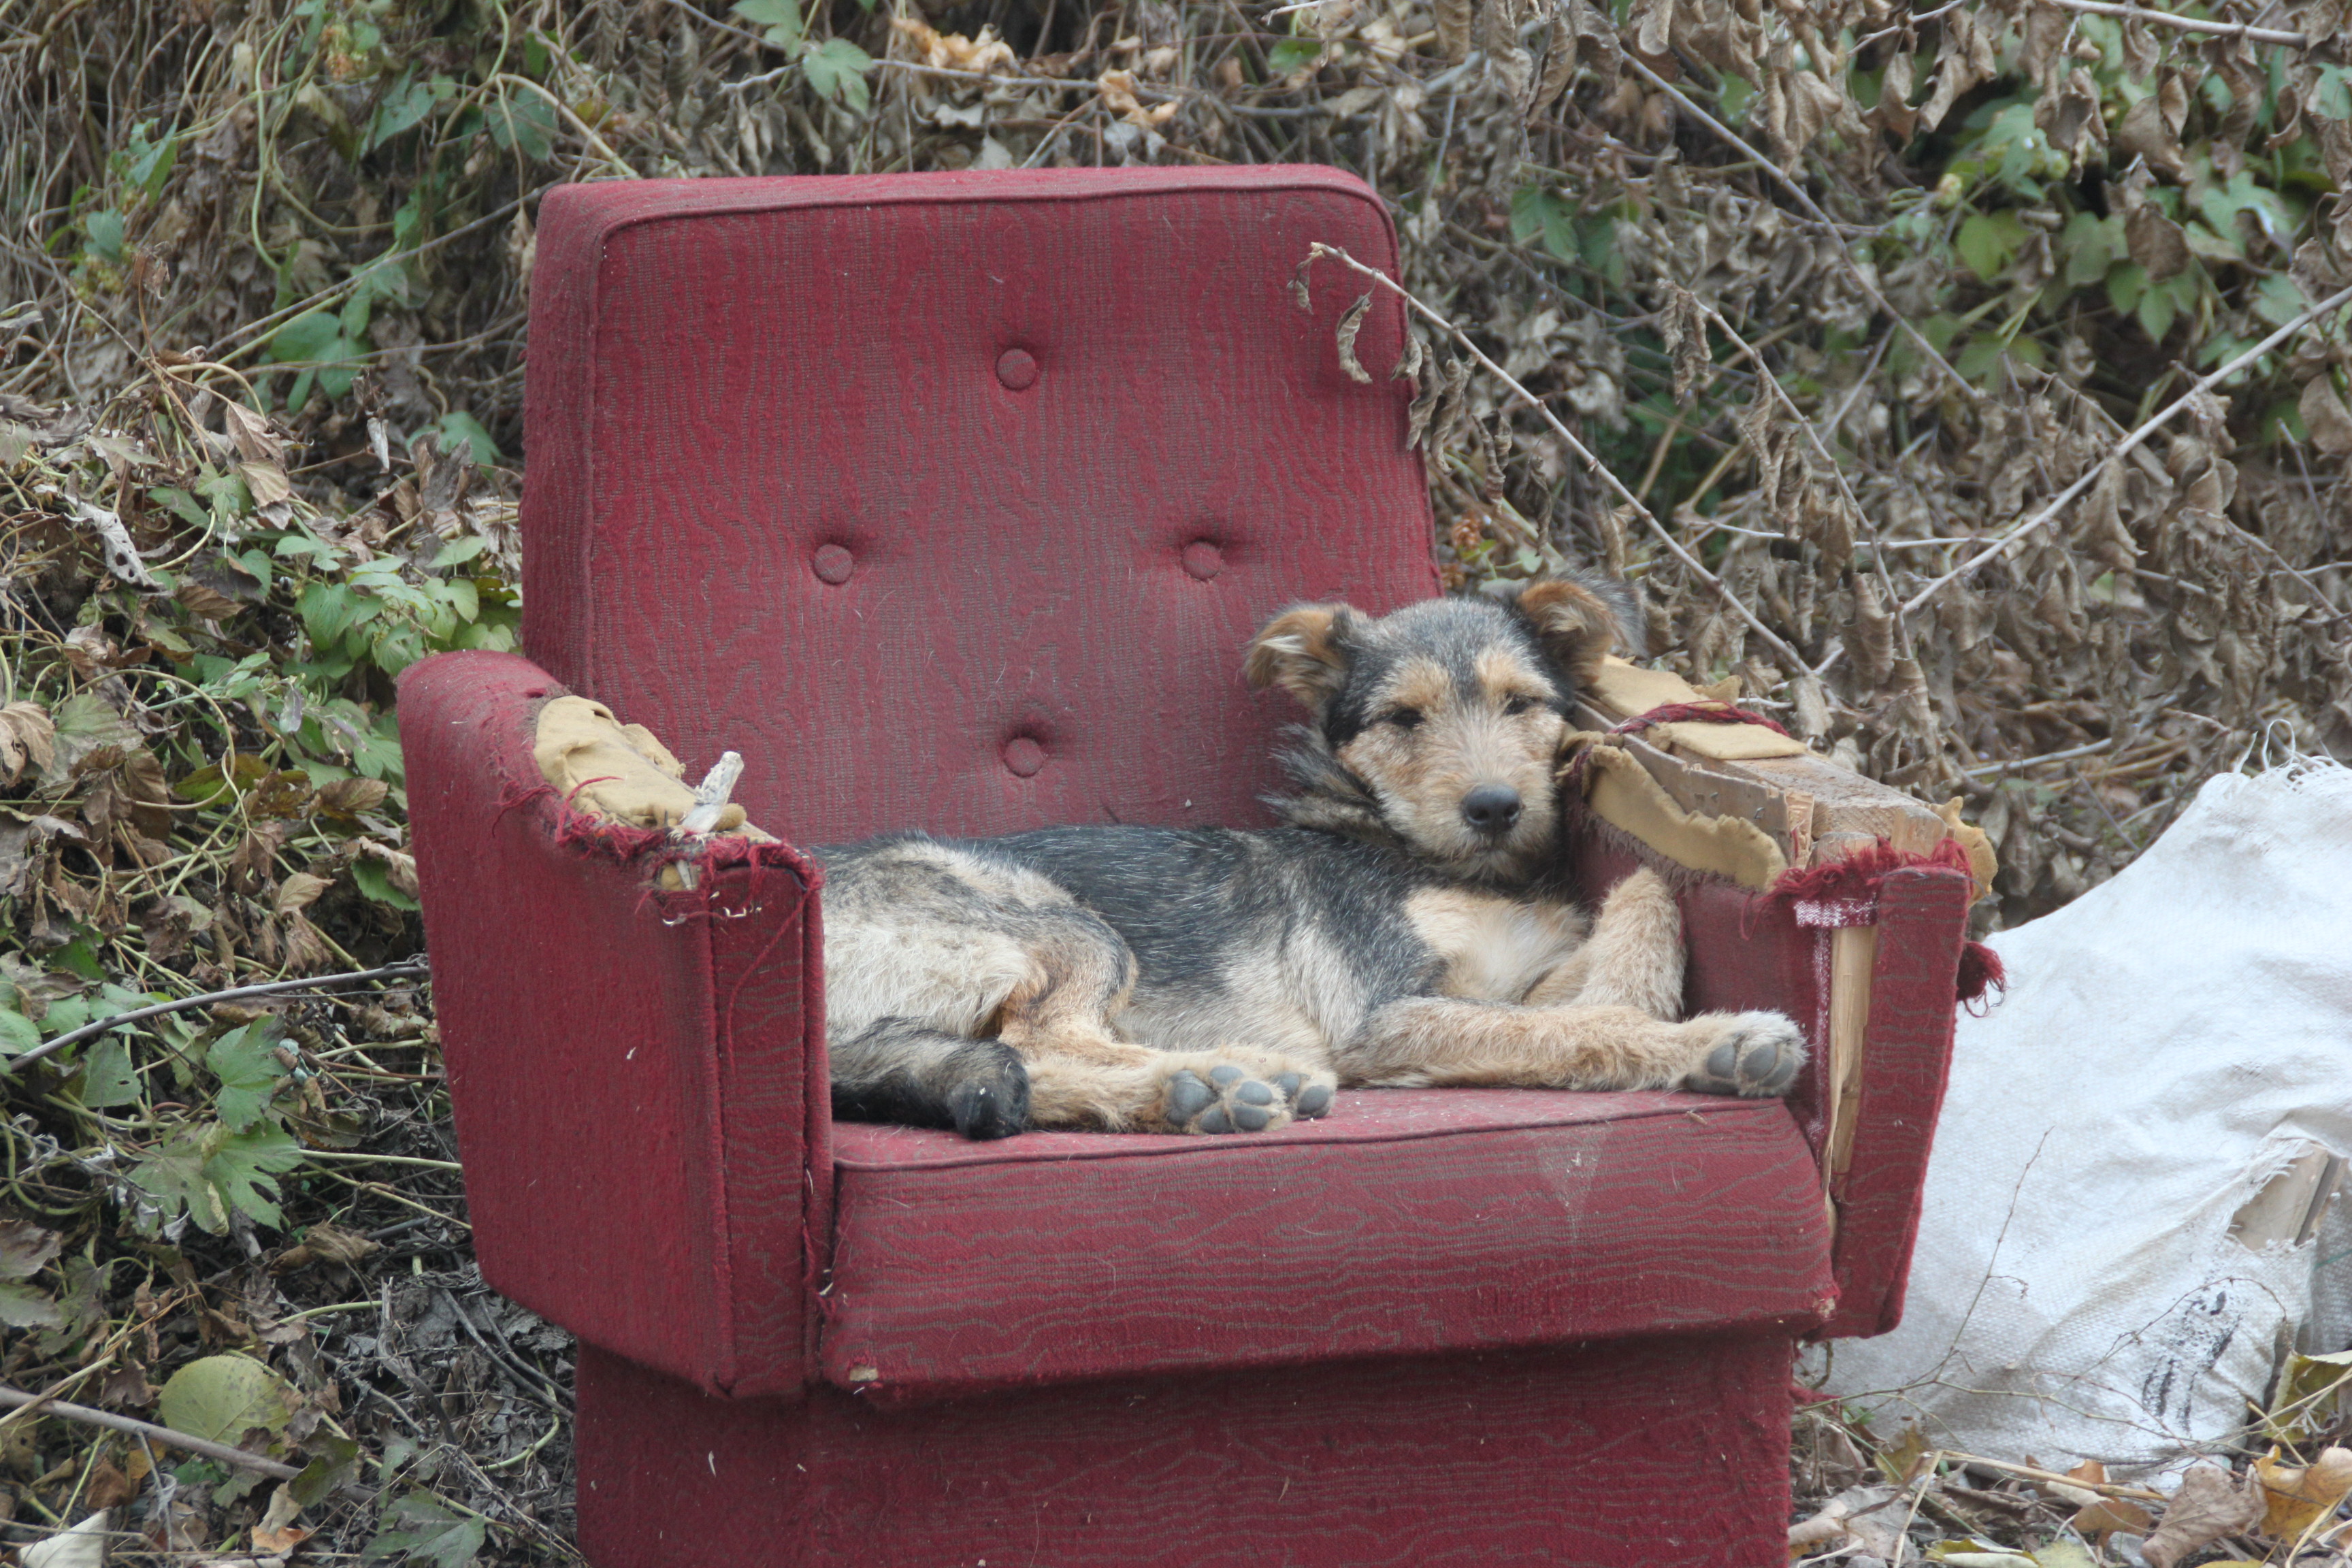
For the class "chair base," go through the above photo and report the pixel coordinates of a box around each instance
[575,1332,1796,1567]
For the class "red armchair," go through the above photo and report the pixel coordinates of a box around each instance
[399,167,1970,1567]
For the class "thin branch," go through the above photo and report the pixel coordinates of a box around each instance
[1821,282,2352,675]
[1305,242,1808,672]
[0,1386,301,1481]
[1622,55,1982,408]
[2040,0,2307,46]
[1961,736,2116,777]
[3,958,430,1075]
[1703,306,1917,676]
[1938,1450,2169,1502]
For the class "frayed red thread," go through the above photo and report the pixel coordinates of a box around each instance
[1765,838,2000,1007]
[1765,836,1974,907]
[1956,941,2006,1012]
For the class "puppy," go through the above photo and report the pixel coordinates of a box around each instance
[815,574,1806,1138]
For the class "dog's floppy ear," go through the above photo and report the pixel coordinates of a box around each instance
[1502,572,1646,686]
[1245,603,1363,708]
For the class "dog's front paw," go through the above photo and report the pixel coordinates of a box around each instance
[947,1043,1032,1139]
[1680,1012,1806,1097]
[1154,1055,1337,1133]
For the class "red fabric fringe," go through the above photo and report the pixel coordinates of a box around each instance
[1765,838,2003,1009]
[1955,941,2006,1013]
[1766,836,1974,906]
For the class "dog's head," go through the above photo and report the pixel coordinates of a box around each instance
[1245,574,1644,880]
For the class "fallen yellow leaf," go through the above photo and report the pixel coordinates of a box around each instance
[2254,1443,2352,1539]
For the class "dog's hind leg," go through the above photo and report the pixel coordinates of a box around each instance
[1525,867,1686,1019]
[831,1020,1030,1139]
[1339,994,1803,1098]
[994,909,1334,1134]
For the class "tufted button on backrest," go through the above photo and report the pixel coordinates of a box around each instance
[995,348,1039,391]
[811,543,854,585]
[521,169,1438,844]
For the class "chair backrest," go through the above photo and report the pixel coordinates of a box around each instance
[521,167,1437,845]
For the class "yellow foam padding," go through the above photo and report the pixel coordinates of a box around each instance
[1573,740,1790,891]
[1937,798,1999,903]
[533,695,766,837]
[1584,659,1812,761]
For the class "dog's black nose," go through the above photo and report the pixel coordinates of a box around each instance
[1460,785,1522,836]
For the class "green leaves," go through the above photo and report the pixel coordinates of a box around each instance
[157,1354,299,1446]
[130,1121,306,1234]
[210,1022,291,1132]
[84,209,126,264]
[484,92,557,161]
[1511,186,1578,263]
[117,120,180,202]
[364,1495,487,1568]
[369,73,443,150]
[270,311,365,410]
[0,1220,63,1330]
[803,39,875,111]
[733,0,805,50]
[1955,210,2029,283]
[0,1003,39,1056]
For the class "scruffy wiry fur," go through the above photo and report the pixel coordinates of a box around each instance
[815,575,1804,1139]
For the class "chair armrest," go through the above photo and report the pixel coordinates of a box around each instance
[399,650,830,1398]
[1564,672,1982,1341]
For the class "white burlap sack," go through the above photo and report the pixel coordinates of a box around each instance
[1820,755,2352,1471]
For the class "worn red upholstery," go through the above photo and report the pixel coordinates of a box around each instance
[401,167,1969,1567]
[824,1090,1833,1399]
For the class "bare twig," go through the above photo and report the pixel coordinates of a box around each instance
[1816,282,2352,675]
[1305,242,1809,671]
[0,1386,301,1480]
[2040,0,2307,46]
[1938,1450,2168,1502]
[3,958,430,1076]
[1961,737,2116,777]
[1703,306,1918,675]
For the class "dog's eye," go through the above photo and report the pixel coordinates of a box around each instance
[1387,708,1423,730]
[1502,696,1534,717]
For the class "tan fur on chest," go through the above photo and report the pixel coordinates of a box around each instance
[1405,888,1589,1003]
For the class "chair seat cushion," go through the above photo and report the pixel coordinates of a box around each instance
[817,1088,1834,1398]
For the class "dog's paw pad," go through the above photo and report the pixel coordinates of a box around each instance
[1275,1072,1303,1098]
[1232,1102,1272,1131]
[1164,1071,1215,1123]
[1295,1083,1333,1118]
[1196,1105,1233,1134]
[1209,1064,1243,1087]
[1684,1013,1806,1098]
[1236,1080,1275,1106]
